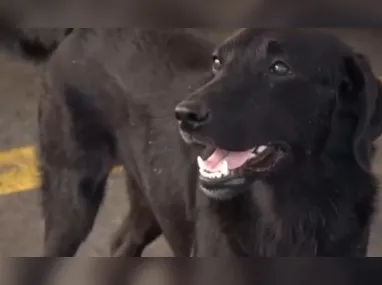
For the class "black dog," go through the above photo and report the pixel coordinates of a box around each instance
[37,28,382,259]
[176,29,382,256]
[10,28,382,285]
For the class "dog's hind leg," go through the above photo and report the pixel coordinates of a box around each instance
[38,87,116,257]
[41,161,111,256]
[110,174,162,257]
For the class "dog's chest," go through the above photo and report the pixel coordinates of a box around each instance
[252,182,278,225]
[250,181,286,255]
[194,182,289,256]
[224,182,288,256]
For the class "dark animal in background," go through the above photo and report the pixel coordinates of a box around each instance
[4,27,220,285]
[12,28,214,285]
[38,28,215,258]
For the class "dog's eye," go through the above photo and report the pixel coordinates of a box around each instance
[270,61,292,76]
[212,56,222,73]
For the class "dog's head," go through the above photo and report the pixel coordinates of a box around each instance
[175,29,382,200]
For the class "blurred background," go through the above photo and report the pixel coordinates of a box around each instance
[1,1,382,283]
[2,0,382,25]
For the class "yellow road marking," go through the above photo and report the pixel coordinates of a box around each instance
[0,146,123,195]
[0,146,39,195]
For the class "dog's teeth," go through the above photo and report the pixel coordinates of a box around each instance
[257,145,267,153]
[197,156,205,170]
[198,157,230,180]
[212,172,220,179]
[220,160,229,176]
[199,167,209,178]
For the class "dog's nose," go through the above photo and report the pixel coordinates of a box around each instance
[175,102,210,130]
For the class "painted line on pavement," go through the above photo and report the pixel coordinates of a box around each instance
[0,146,123,195]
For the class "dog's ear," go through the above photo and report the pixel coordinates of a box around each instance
[341,52,382,171]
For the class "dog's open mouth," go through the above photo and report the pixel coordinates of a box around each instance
[197,143,286,193]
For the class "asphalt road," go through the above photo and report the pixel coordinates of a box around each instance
[1,29,382,284]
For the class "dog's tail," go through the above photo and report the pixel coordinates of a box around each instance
[0,23,73,63]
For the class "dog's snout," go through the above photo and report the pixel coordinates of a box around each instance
[175,102,210,130]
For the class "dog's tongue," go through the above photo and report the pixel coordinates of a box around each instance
[203,148,254,170]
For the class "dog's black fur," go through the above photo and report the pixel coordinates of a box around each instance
[38,28,382,259]
[9,27,382,285]
[38,29,216,259]
[12,28,216,285]
[177,29,382,256]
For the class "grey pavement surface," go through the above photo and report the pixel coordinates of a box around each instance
[1,29,382,284]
